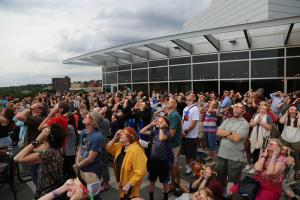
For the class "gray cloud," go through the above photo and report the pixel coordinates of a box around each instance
[22,50,61,63]
[0,0,210,87]
[57,0,210,55]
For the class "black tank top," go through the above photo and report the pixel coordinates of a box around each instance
[0,124,9,138]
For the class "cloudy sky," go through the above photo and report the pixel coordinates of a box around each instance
[0,0,210,87]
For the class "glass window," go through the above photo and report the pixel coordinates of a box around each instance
[220,61,249,79]
[118,71,131,83]
[287,47,300,57]
[149,59,168,67]
[251,59,284,78]
[102,73,106,84]
[169,57,191,65]
[106,66,118,72]
[251,79,284,96]
[193,63,218,80]
[169,65,191,81]
[132,69,148,82]
[251,48,284,58]
[149,67,168,81]
[132,62,148,69]
[193,54,218,63]
[103,85,111,93]
[220,51,249,61]
[119,84,132,92]
[150,83,168,94]
[170,82,191,93]
[193,81,218,93]
[118,64,131,71]
[220,80,249,94]
[133,84,149,96]
[106,72,117,84]
[287,79,300,93]
[287,57,300,77]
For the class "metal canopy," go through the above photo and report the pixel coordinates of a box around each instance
[171,39,193,54]
[144,43,169,56]
[284,23,294,45]
[203,34,220,51]
[243,29,252,48]
[63,16,300,66]
[105,52,132,62]
[122,47,149,58]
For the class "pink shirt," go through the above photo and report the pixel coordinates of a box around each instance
[255,155,287,184]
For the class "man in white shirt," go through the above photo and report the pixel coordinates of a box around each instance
[181,92,200,174]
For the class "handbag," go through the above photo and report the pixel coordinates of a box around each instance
[238,176,260,200]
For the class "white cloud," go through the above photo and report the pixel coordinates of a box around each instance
[0,0,210,87]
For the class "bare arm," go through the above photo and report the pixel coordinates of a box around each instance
[16,109,31,122]
[0,115,8,126]
[14,144,43,164]
[158,128,168,141]
[77,151,99,168]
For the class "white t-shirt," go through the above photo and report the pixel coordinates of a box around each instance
[182,104,200,138]
[281,118,300,143]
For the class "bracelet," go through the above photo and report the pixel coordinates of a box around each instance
[271,157,277,162]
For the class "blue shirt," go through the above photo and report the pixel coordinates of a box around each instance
[80,129,105,177]
[150,128,171,161]
[220,96,232,109]
[270,93,284,114]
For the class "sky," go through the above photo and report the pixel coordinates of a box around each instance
[0,0,210,87]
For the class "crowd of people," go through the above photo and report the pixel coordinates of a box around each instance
[0,88,299,200]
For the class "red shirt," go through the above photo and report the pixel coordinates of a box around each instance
[47,115,68,133]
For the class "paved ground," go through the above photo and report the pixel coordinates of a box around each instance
[0,155,195,200]
[0,155,291,200]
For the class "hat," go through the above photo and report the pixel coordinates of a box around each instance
[88,110,103,130]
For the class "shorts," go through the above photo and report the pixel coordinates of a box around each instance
[171,146,180,166]
[181,138,197,160]
[217,157,245,183]
[198,122,205,139]
[148,157,170,183]
[204,132,218,151]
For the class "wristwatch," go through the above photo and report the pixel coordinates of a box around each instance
[31,140,40,148]
[184,130,189,134]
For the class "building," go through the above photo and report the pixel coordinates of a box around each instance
[52,76,71,91]
[63,0,300,95]
[70,82,85,91]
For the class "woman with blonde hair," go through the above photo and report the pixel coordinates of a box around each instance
[247,102,273,173]
[230,138,288,200]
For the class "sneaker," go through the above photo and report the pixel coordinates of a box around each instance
[243,164,251,171]
[248,168,256,174]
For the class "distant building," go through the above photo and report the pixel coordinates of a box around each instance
[70,82,85,90]
[52,76,71,91]
[70,80,102,92]
[87,80,102,92]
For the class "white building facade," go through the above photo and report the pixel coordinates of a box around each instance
[64,0,300,95]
